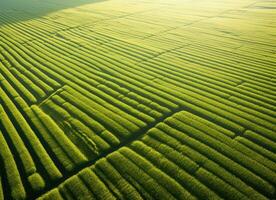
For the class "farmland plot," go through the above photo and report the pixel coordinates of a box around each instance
[0,0,275,199]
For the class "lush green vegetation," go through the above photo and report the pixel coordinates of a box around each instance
[0,0,275,199]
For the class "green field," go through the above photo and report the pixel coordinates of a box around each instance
[0,0,275,199]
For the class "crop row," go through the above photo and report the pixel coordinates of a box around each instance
[4,16,276,136]
[0,31,165,125]
[0,5,275,200]
[39,110,274,199]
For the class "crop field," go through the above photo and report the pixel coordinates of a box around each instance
[0,0,275,199]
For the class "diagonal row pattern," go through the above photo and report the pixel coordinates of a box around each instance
[0,0,275,199]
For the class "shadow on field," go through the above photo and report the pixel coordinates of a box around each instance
[0,0,106,26]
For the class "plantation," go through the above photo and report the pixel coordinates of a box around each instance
[0,0,275,199]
